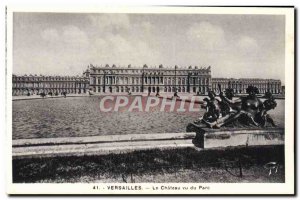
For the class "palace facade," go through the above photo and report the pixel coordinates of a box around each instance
[12,74,89,96]
[85,64,212,95]
[12,64,282,95]
[212,78,282,94]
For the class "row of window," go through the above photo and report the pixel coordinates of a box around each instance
[212,80,281,84]
[13,83,86,88]
[93,86,208,93]
[92,76,210,85]
[13,77,87,81]
[212,83,281,89]
[91,69,210,75]
[13,88,87,95]
[212,88,281,94]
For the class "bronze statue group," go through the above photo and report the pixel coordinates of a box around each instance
[197,84,277,129]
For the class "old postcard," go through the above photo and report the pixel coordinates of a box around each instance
[6,6,295,195]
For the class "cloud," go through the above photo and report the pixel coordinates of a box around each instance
[84,15,161,66]
[41,25,89,49]
[41,28,59,41]
[236,36,259,50]
[36,15,161,74]
[88,14,130,33]
[187,22,226,50]
[61,25,89,47]
[17,14,284,83]
[140,21,154,33]
[88,34,161,66]
[35,25,91,75]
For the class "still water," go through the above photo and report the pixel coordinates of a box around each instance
[12,96,285,139]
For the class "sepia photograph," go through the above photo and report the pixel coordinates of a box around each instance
[6,6,295,195]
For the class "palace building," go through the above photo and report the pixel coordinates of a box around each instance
[84,64,212,95]
[12,64,282,96]
[12,74,89,96]
[211,78,282,94]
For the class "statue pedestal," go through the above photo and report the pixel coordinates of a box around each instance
[186,123,284,149]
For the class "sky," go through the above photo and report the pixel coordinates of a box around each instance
[13,13,285,83]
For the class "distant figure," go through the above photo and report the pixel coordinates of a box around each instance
[40,92,46,98]
[127,88,132,95]
[173,88,179,98]
[88,90,94,96]
[174,91,179,98]
[156,90,160,97]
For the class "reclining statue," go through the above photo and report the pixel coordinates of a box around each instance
[197,85,277,129]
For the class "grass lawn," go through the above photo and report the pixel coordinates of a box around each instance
[13,145,284,183]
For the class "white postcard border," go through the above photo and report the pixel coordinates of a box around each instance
[6,6,295,195]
